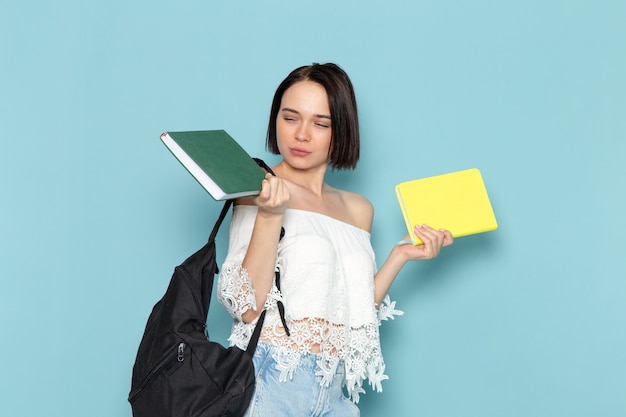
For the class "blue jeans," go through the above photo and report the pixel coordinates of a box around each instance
[243,342,360,417]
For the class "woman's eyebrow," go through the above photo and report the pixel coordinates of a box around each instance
[281,107,331,120]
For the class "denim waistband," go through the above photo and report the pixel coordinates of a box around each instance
[254,341,345,375]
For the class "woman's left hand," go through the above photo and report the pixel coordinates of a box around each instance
[374,224,454,304]
[399,224,454,261]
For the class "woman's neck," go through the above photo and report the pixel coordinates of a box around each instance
[273,160,328,196]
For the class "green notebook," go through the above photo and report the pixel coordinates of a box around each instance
[160,130,266,200]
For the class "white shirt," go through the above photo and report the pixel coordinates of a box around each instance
[217,205,402,402]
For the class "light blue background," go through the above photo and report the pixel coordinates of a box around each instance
[1,1,625,416]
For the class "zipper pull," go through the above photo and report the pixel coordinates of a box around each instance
[177,343,185,362]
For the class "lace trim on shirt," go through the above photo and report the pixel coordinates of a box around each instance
[217,255,258,317]
[377,295,405,322]
[220,271,404,403]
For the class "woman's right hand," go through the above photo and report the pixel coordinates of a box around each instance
[254,173,290,216]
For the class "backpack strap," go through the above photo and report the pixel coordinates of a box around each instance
[252,158,275,176]
[245,243,289,356]
[209,199,234,244]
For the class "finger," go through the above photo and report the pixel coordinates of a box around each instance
[426,224,449,244]
[266,176,285,202]
[440,229,454,246]
[274,177,291,202]
[414,224,442,244]
[254,180,270,205]
[414,225,443,257]
[258,176,290,212]
[256,175,273,202]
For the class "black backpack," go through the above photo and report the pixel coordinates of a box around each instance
[128,160,289,417]
[128,199,255,416]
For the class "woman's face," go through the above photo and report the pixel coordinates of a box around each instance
[275,80,332,171]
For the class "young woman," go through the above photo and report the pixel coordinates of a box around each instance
[218,63,453,416]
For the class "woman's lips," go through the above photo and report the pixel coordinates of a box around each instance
[290,147,310,157]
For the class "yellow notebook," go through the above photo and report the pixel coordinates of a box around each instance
[395,168,498,245]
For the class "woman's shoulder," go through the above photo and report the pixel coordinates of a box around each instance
[334,188,374,232]
[338,188,373,211]
[234,183,374,232]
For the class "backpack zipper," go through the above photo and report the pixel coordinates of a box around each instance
[128,342,186,402]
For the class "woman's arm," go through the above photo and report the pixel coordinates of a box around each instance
[374,224,453,305]
[240,173,290,323]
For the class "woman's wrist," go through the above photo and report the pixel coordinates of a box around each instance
[256,208,285,222]
[390,243,412,265]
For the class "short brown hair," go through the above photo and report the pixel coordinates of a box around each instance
[266,63,360,170]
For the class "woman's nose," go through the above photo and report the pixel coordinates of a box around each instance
[295,123,310,142]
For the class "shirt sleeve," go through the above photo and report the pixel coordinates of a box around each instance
[218,254,258,320]
[216,207,259,320]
